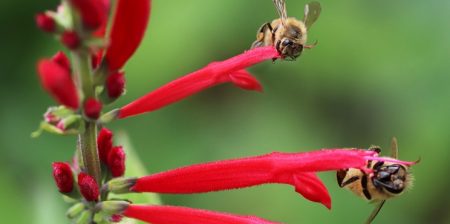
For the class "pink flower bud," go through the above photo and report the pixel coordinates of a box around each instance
[97,128,113,163]
[105,0,151,70]
[77,173,99,201]
[106,71,125,98]
[83,98,102,119]
[52,162,74,193]
[107,146,126,177]
[61,31,81,50]
[51,51,71,73]
[35,13,55,32]
[37,59,79,109]
[123,205,279,224]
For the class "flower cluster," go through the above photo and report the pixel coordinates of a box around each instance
[34,1,416,224]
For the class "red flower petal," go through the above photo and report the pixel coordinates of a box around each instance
[107,146,126,177]
[123,205,279,224]
[104,0,151,70]
[52,162,74,193]
[35,13,55,32]
[69,0,109,30]
[131,149,376,208]
[78,172,99,201]
[118,47,278,119]
[83,98,102,119]
[37,59,79,109]
[97,127,113,163]
[51,51,71,73]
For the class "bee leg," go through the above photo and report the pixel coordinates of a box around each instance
[251,22,273,49]
[304,40,319,49]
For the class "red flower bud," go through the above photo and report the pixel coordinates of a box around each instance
[123,205,279,224]
[105,0,151,70]
[52,162,74,193]
[61,31,81,50]
[69,0,108,30]
[117,47,278,119]
[77,173,99,201]
[51,51,71,73]
[37,59,79,109]
[106,71,125,98]
[107,146,126,177]
[35,13,55,32]
[84,98,102,119]
[97,128,113,163]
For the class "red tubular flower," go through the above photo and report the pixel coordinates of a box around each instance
[106,71,126,98]
[107,146,126,177]
[52,162,74,193]
[123,205,279,224]
[69,0,108,30]
[78,173,99,201]
[61,31,81,50]
[118,47,279,119]
[37,59,79,109]
[105,0,151,71]
[97,127,113,163]
[84,98,102,119]
[51,51,71,72]
[35,13,55,32]
[131,149,378,208]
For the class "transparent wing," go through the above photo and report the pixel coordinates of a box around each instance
[303,1,321,30]
[365,200,386,224]
[390,137,398,159]
[272,0,288,25]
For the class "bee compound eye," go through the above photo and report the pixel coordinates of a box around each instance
[282,39,293,46]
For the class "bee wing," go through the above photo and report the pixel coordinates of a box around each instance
[390,137,399,159]
[303,1,322,30]
[272,0,288,25]
[365,200,386,224]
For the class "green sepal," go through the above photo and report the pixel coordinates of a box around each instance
[66,203,85,219]
[76,210,92,224]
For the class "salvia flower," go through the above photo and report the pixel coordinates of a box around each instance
[107,146,126,177]
[51,51,71,72]
[97,127,113,163]
[35,13,55,33]
[123,205,279,224]
[104,0,151,71]
[52,162,74,193]
[69,0,108,30]
[77,172,99,201]
[128,149,383,208]
[118,46,279,119]
[83,98,102,119]
[37,56,79,110]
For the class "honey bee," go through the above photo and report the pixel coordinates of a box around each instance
[337,138,415,224]
[251,0,321,60]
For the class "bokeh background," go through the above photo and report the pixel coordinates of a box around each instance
[1,0,449,223]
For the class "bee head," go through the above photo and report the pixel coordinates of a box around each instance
[278,38,303,60]
[372,162,408,195]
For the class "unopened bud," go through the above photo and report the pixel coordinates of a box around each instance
[107,146,126,177]
[61,30,81,50]
[83,98,102,119]
[35,13,55,33]
[106,71,125,99]
[103,177,137,194]
[51,51,71,73]
[97,127,113,163]
[52,162,74,193]
[66,202,85,219]
[77,173,99,201]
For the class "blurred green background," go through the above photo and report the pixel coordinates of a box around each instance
[1,0,449,223]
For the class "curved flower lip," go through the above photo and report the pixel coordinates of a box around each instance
[123,205,280,224]
[130,149,376,208]
[104,0,151,71]
[117,46,279,119]
[37,59,79,109]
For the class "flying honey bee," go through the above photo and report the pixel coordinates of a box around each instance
[337,138,416,224]
[251,0,321,60]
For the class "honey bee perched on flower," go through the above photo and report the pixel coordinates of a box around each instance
[337,138,417,224]
[251,0,321,60]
